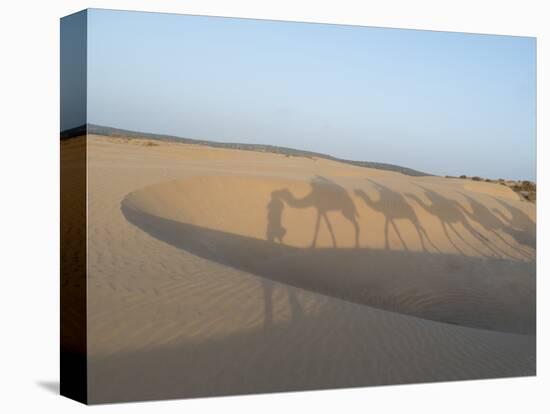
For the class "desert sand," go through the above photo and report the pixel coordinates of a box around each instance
[79,134,535,403]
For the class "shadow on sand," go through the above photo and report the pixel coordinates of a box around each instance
[92,182,537,403]
[355,180,438,252]
[269,176,360,248]
[121,201,535,335]
[87,301,535,404]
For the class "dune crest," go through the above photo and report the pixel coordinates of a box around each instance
[123,174,535,257]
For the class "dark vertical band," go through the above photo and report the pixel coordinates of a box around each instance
[60,9,88,404]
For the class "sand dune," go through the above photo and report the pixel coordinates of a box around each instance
[83,135,536,403]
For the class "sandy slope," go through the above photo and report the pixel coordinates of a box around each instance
[83,135,536,403]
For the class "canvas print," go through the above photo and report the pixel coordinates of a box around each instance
[60,9,536,404]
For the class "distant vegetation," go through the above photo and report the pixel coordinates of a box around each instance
[61,124,433,177]
[447,174,536,202]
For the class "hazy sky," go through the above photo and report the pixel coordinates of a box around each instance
[86,9,536,180]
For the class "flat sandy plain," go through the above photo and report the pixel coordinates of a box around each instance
[63,134,536,403]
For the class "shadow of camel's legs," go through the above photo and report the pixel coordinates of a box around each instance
[311,212,321,248]
[441,221,465,255]
[391,219,408,251]
[459,220,506,258]
[322,212,337,247]
[449,222,490,257]
[414,223,427,252]
[343,212,360,248]
[415,221,441,253]
[384,217,390,250]
[473,230,511,259]
[490,230,531,260]
[474,224,530,260]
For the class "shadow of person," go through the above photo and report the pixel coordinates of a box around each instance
[355,180,439,252]
[277,176,360,248]
[263,190,303,330]
[266,190,287,243]
[261,279,304,331]
[406,186,497,257]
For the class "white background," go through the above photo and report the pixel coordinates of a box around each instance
[0,0,547,412]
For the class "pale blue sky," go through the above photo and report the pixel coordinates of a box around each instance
[85,9,536,180]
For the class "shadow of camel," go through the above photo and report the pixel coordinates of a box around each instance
[406,186,500,258]
[491,197,536,248]
[354,180,439,252]
[275,176,360,248]
[457,193,533,260]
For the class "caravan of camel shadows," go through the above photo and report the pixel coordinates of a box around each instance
[84,137,535,404]
[121,174,535,335]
